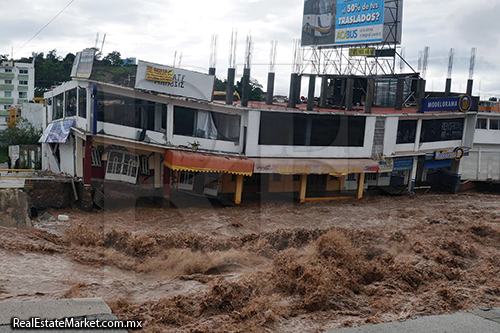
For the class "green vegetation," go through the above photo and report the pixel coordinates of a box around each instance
[0,119,42,147]
[0,146,8,163]
[214,77,264,101]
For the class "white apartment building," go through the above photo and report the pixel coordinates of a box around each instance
[0,60,35,112]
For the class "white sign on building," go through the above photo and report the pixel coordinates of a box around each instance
[135,61,215,102]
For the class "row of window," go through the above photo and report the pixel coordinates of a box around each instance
[476,118,500,130]
[52,88,87,120]
[2,69,28,74]
[3,92,28,98]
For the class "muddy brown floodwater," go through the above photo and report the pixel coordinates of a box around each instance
[1,192,500,333]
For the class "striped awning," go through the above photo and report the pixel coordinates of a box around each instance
[164,150,254,176]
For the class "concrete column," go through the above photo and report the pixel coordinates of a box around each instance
[417,79,426,113]
[83,136,92,186]
[208,68,216,76]
[445,78,452,97]
[287,74,298,108]
[226,68,236,105]
[307,75,316,111]
[466,79,473,96]
[356,173,365,199]
[76,137,83,178]
[345,76,355,110]
[241,68,251,107]
[299,174,307,203]
[365,77,375,114]
[235,174,244,204]
[395,78,404,110]
[296,75,302,105]
[266,72,275,105]
[319,76,328,108]
[408,156,418,194]
[163,165,171,199]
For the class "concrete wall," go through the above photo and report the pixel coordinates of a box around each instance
[0,189,31,228]
[20,103,44,130]
[461,145,500,181]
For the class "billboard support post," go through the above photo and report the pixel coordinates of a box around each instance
[466,79,473,97]
[445,78,452,97]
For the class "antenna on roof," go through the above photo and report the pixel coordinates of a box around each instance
[209,34,218,69]
[173,51,177,68]
[399,47,405,73]
[447,48,454,79]
[178,52,183,68]
[269,40,278,73]
[100,34,106,57]
[417,50,423,73]
[469,47,477,80]
[422,46,430,79]
[228,29,238,69]
[292,39,302,74]
[94,32,99,49]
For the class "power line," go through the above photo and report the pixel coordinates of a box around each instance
[14,0,76,55]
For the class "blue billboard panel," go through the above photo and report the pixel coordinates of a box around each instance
[335,0,385,45]
[393,157,413,171]
[422,96,474,112]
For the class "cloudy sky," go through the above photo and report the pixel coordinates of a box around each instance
[1,0,500,98]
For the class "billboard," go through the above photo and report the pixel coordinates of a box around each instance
[301,0,402,48]
[135,61,215,102]
[70,50,95,79]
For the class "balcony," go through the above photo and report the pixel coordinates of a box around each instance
[0,84,14,90]
[17,99,29,104]
[0,73,14,79]
[18,86,29,91]
[17,74,29,80]
[0,98,14,104]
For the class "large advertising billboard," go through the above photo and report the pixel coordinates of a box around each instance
[135,61,215,102]
[301,0,402,48]
[70,49,95,79]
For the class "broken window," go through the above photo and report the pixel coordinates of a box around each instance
[105,151,139,184]
[65,89,77,117]
[53,94,63,120]
[78,87,87,118]
[139,155,149,175]
[178,171,195,191]
[91,147,102,167]
[173,106,241,142]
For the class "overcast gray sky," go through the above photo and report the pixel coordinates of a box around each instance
[1,0,499,98]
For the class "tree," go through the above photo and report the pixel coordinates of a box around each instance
[236,78,264,101]
[63,53,76,63]
[46,49,60,63]
[0,119,42,147]
[0,54,8,62]
[103,51,123,66]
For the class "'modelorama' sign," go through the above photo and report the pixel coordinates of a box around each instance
[135,61,215,101]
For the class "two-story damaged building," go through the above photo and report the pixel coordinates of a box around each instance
[40,59,477,207]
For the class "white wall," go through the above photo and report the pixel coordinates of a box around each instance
[246,110,376,159]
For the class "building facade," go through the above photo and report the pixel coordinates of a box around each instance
[0,60,35,112]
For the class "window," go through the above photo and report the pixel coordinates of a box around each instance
[476,118,487,129]
[91,148,102,167]
[178,171,195,191]
[5,80,12,84]
[19,69,28,74]
[105,151,139,184]
[53,94,63,120]
[19,81,28,85]
[347,174,356,181]
[366,173,378,181]
[272,174,282,182]
[259,112,366,147]
[231,174,237,182]
[65,89,77,117]
[293,175,301,181]
[173,106,241,142]
[420,118,464,143]
[4,117,8,122]
[19,92,27,99]
[397,120,418,144]
[490,119,500,130]
[3,105,9,110]
[330,175,338,181]
[4,91,11,98]
[5,69,12,73]
[78,87,87,118]
[139,155,149,175]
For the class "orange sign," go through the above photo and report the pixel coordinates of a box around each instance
[146,66,174,83]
